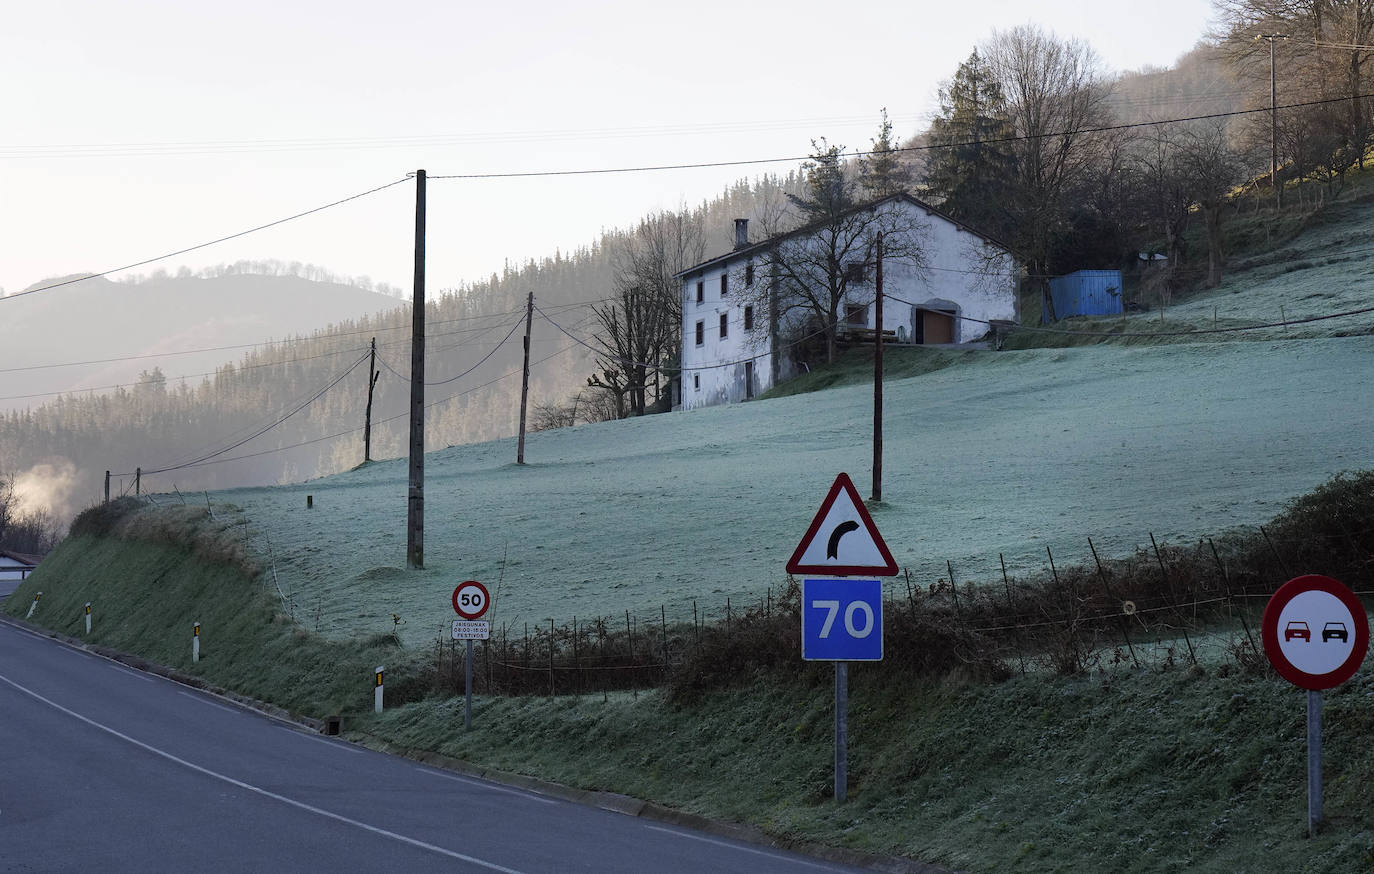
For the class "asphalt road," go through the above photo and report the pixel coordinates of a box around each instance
[0,621,868,873]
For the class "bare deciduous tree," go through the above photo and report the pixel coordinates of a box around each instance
[748,140,928,364]
[981,24,1114,318]
[1177,122,1246,288]
[587,211,705,417]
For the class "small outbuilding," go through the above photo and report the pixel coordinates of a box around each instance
[1046,269,1123,321]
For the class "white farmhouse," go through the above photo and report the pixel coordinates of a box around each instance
[676,193,1019,410]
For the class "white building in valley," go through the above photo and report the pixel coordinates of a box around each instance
[676,193,1019,410]
[0,550,40,583]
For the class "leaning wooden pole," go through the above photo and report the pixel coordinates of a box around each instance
[406,169,427,569]
[516,292,535,464]
[364,337,379,463]
[871,232,884,502]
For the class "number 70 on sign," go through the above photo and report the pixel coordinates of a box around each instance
[802,578,883,661]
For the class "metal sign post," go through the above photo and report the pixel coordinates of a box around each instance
[465,639,474,731]
[802,577,884,804]
[451,581,492,731]
[1261,574,1368,837]
[790,473,897,806]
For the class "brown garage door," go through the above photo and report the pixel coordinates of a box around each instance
[919,309,955,344]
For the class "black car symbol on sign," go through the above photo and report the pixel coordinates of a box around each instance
[1322,621,1348,643]
[1284,620,1310,642]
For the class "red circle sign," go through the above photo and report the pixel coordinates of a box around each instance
[1261,574,1368,690]
[451,580,490,620]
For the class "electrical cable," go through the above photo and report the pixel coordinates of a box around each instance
[116,350,370,476]
[2,176,411,302]
[0,343,372,402]
[170,339,589,471]
[428,92,1374,181]
[880,291,1374,338]
[374,314,524,386]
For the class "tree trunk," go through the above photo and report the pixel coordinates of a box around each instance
[1204,204,1224,289]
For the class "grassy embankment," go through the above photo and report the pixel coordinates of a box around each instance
[7,488,1374,873]
[1,498,425,717]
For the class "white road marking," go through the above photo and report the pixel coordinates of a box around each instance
[176,689,239,715]
[0,671,527,873]
[642,825,844,871]
[283,728,364,754]
[108,663,155,682]
[416,767,559,805]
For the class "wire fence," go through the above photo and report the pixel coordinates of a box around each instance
[143,472,1374,701]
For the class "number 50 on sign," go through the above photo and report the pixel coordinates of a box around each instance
[802,578,883,661]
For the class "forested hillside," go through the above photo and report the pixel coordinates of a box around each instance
[0,175,805,521]
[7,7,1365,532]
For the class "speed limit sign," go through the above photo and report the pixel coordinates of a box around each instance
[451,580,491,620]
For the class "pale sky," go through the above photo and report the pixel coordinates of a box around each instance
[1,0,1218,300]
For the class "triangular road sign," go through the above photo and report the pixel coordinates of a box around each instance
[786,472,898,576]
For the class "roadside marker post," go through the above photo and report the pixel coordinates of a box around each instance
[1261,574,1369,837]
[26,592,41,619]
[192,622,200,663]
[788,473,897,804]
[84,602,92,636]
[452,582,492,731]
[374,665,385,713]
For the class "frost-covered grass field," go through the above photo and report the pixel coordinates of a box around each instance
[211,328,1374,648]
[191,189,1374,649]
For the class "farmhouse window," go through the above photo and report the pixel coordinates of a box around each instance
[695,320,704,346]
[844,261,866,283]
[694,373,700,390]
[696,280,704,304]
[720,273,728,296]
[745,263,754,286]
[743,305,754,331]
[719,313,729,339]
[846,303,868,326]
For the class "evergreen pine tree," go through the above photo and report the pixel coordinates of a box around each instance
[922,50,1014,236]
[858,108,912,199]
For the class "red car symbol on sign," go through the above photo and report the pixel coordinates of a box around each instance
[1284,621,1310,642]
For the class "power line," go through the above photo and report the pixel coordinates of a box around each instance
[0,343,373,402]
[118,350,370,477]
[428,92,1374,181]
[881,292,1374,338]
[172,340,590,472]
[375,314,525,386]
[2,176,411,302]
[1,298,592,375]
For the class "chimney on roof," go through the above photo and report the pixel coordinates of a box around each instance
[734,218,749,250]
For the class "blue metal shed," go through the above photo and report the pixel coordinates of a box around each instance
[1046,270,1123,321]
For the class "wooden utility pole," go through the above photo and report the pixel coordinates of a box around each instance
[1257,33,1288,208]
[363,337,379,463]
[104,470,110,504]
[871,233,884,503]
[516,292,535,464]
[406,170,427,569]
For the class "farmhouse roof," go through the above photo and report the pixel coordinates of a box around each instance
[0,549,42,567]
[674,192,1019,279]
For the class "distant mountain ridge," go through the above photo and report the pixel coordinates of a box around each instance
[0,271,406,412]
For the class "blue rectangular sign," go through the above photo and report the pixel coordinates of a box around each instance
[801,578,883,661]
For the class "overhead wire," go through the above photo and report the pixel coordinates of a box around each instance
[428,92,1374,181]
[0,343,372,403]
[374,313,526,386]
[174,336,592,471]
[3,176,412,302]
[116,349,370,476]
[880,292,1374,338]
